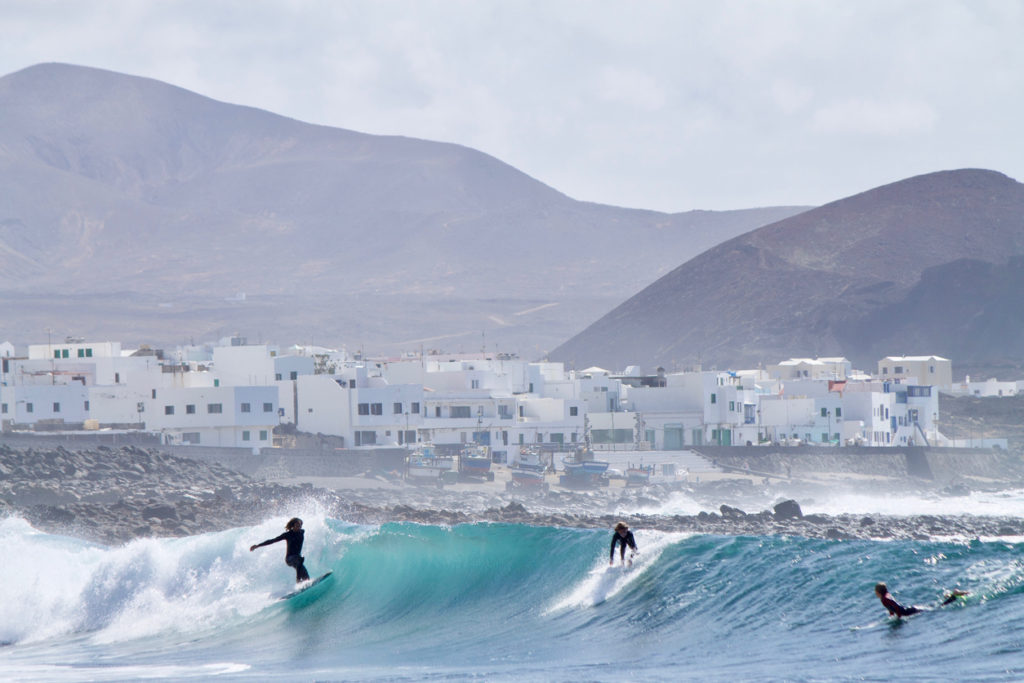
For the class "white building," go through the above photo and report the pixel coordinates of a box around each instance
[768,357,852,381]
[145,385,279,448]
[877,356,952,390]
[949,376,1019,397]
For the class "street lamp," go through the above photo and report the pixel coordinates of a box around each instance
[826,409,832,445]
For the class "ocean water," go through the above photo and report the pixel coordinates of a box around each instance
[2,513,1023,682]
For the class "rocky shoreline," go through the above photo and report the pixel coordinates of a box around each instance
[2,444,1023,545]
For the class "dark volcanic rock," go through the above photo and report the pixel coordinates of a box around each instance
[773,499,803,520]
[3,443,1024,545]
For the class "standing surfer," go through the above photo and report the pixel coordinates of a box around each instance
[610,522,638,566]
[251,517,311,583]
[874,582,968,618]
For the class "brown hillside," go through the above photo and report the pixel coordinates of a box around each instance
[550,169,1024,372]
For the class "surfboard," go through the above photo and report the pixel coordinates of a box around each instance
[278,571,333,601]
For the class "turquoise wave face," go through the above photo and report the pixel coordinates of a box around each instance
[2,516,1023,681]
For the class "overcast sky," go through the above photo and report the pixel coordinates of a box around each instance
[2,0,1022,212]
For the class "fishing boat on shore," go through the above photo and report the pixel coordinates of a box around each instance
[406,444,456,486]
[625,464,654,487]
[507,460,549,492]
[459,445,495,481]
[559,452,610,488]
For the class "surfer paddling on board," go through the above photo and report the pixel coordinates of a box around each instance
[251,517,311,583]
[610,522,638,566]
[874,582,968,619]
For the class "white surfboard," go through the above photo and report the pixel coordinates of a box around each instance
[278,571,333,601]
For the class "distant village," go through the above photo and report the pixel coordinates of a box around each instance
[0,336,1017,460]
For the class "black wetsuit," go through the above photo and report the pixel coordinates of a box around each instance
[879,593,920,618]
[610,530,637,563]
[254,529,310,582]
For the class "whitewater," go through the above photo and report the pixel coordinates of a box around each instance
[2,500,1023,683]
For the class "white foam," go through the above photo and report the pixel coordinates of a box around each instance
[0,512,348,646]
[801,488,1024,518]
[545,531,690,612]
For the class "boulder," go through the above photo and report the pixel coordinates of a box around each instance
[142,504,178,521]
[773,499,803,520]
[719,504,746,518]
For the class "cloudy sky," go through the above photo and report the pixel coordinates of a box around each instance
[2,0,1022,211]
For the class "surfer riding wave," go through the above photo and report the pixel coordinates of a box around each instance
[250,517,311,583]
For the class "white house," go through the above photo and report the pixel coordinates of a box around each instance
[949,376,1019,397]
[877,356,952,390]
[144,384,279,448]
[768,357,852,381]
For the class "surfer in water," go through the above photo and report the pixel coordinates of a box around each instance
[250,517,311,583]
[610,522,638,566]
[874,582,968,618]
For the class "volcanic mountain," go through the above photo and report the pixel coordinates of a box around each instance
[549,169,1024,374]
[0,63,804,354]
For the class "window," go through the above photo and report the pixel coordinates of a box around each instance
[711,393,717,404]
[435,406,441,417]
[355,431,377,446]
[263,402,273,412]
[242,431,250,441]
[152,389,157,399]
[54,350,60,359]
[164,405,175,415]
[835,407,842,418]
[370,403,383,415]
[471,379,480,389]
[550,433,564,444]
[275,373,282,381]
[411,402,420,414]
[85,348,92,357]
[820,407,828,417]
[207,403,223,414]
[51,402,59,413]
[62,349,69,358]
[241,402,251,413]
[821,433,829,443]
[259,430,268,441]
[84,400,89,410]
[358,403,369,415]
[394,402,403,414]
[289,371,298,380]
[186,404,196,414]
[77,348,85,357]
[26,402,33,413]
[499,404,512,419]
[182,432,200,444]
[882,367,888,375]
[569,406,578,416]
[451,406,471,418]
[1,404,6,413]
[894,366,903,374]
[729,401,735,411]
